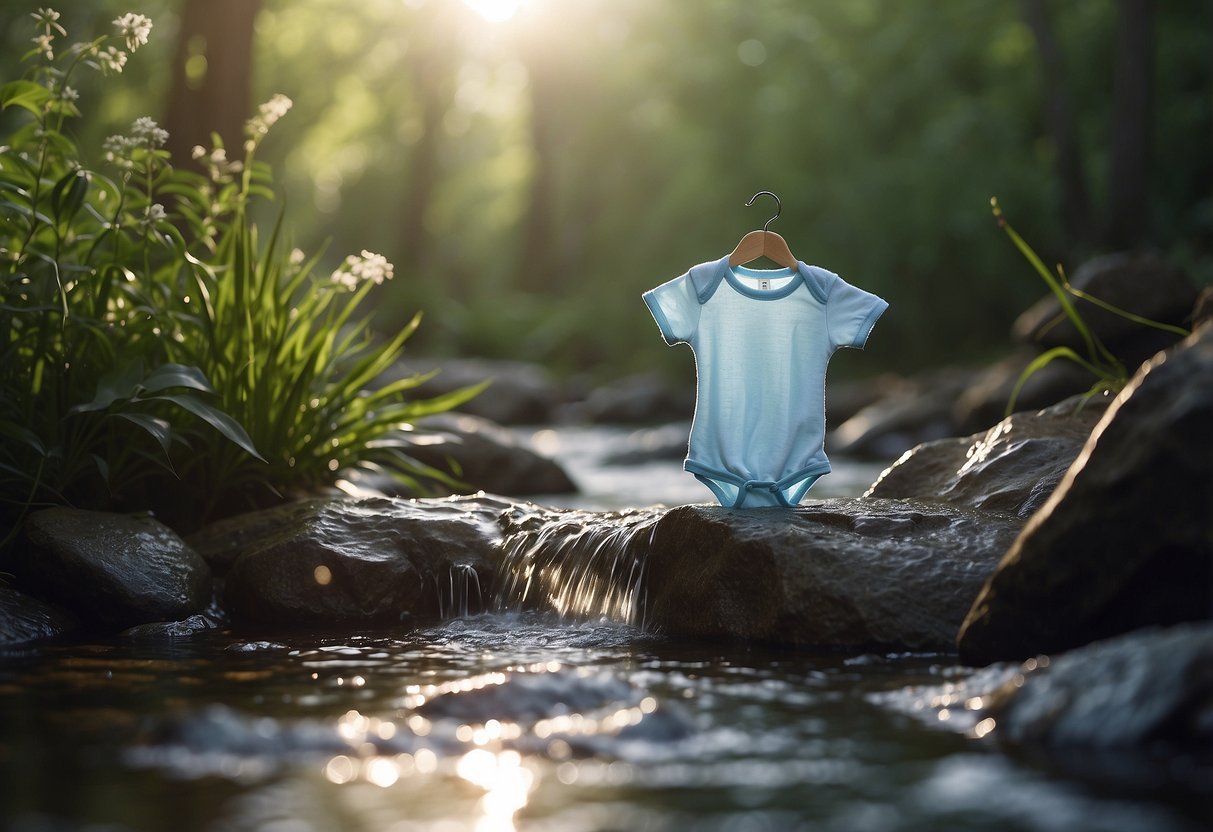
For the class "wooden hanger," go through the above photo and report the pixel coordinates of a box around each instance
[728,190,797,268]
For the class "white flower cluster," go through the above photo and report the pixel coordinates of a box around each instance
[131,116,168,147]
[31,7,65,60]
[112,12,152,52]
[191,144,243,183]
[331,250,394,291]
[98,45,127,75]
[244,94,293,150]
[103,117,169,166]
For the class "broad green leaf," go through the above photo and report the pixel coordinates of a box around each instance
[153,392,268,463]
[0,81,51,115]
[138,363,216,395]
[115,412,173,458]
[0,420,47,456]
[69,360,144,414]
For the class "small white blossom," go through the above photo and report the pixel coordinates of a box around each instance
[103,134,134,164]
[141,203,166,226]
[59,85,78,102]
[31,33,55,60]
[98,45,127,74]
[112,12,152,52]
[130,116,168,148]
[331,249,394,290]
[289,248,306,266]
[244,93,293,147]
[32,8,66,37]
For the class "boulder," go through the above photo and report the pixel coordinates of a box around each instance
[825,373,917,426]
[0,585,75,646]
[1012,253,1196,367]
[984,623,1213,748]
[569,372,694,425]
[866,394,1109,518]
[378,358,562,425]
[959,323,1213,665]
[641,499,1021,650]
[873,623,1213,751]
[16,508,211,629]
[401,413,576,496]
[216,496,507,628]
[950,351,1101,436]
[828,368,973,461]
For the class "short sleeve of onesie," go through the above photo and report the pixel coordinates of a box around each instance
[643,274,700,345]
[827,277,888,350]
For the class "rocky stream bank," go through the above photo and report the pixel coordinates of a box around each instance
[2,320,1210,767]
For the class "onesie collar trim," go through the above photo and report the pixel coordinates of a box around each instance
[688,255,830,305]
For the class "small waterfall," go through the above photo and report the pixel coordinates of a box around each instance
[491,508,663,626]
[435,563,485,619]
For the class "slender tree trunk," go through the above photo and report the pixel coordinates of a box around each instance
[515,57,560,293]
[1021,0,1094,246]
[1104,0,1154,247]
[398,27,456,274]
[163,0,262,166]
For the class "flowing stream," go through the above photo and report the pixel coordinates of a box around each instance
[0,428,1206,832]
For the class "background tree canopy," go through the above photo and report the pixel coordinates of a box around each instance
[3,0,1209,381]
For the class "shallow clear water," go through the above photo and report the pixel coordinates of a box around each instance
[2,431,1208,831]
[0,613,1207,832]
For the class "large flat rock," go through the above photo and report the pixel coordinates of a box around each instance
[642,499,1021,650]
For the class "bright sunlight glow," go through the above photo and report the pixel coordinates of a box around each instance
[462,0,521,23]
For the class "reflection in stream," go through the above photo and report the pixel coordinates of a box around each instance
[1,614,1207,832]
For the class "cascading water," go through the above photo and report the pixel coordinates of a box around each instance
[435,562,485,619]
[490,507,664,626]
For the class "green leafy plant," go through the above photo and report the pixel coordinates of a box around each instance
[991,197,1190,415]
[1,8,476,536]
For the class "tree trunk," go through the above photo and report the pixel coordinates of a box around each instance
[1021,0,1094,247]
[163,0,262,166]
[515,45,567,293]
[1104,0,1154,247]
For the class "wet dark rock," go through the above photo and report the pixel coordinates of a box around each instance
[215,496,507,628]
[1013,253,1195,367]
[875,624,1213,752]
[866,395,1109,518]
[0,585,75,646]
[121,613,221,640]
[950,351,1101,436]
[569,372,694,425]
[601,422,690,466]
[985,624,1213,748]
[828,368,973,461]
[401,413,576,496]
[643,499,1021,650]
[15,508,212,629]
[959,324,1213,665]
[378,357,562,425]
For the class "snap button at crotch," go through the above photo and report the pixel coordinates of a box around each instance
[734,480,786,507]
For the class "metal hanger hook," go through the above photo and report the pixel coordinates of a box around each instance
[745,190,781,233]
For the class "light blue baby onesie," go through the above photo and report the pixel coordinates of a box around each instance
[643,255,888,508]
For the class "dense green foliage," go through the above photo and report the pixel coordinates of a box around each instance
[0,10,468,535]
[1,2,1208,382]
